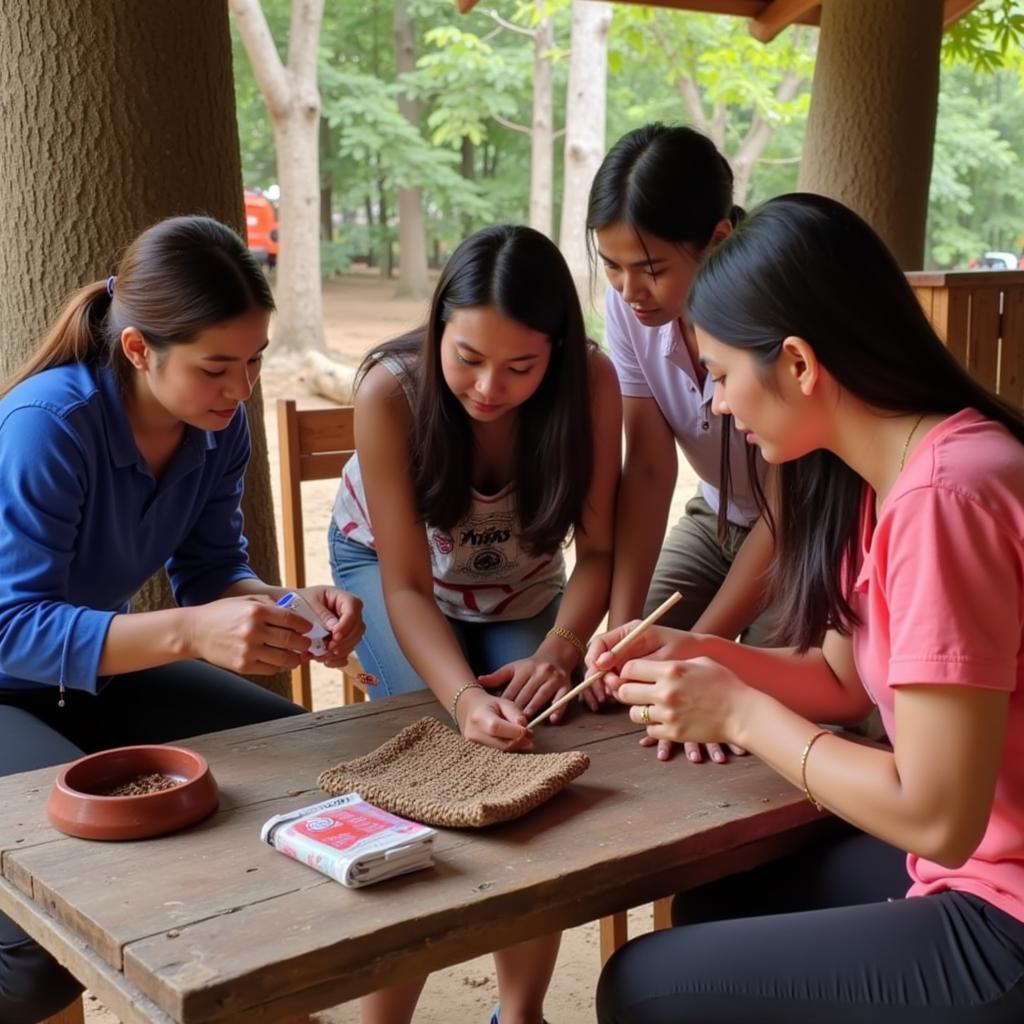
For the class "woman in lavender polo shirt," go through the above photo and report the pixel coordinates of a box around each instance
[587,124,775,763]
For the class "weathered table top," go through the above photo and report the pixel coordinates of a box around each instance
[0,692,830,1024]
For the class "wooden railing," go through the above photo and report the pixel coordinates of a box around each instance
[908,270,1024,405]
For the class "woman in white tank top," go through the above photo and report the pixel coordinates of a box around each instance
[328,225,621,1024]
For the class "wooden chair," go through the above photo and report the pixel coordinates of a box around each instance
[277,399,366,709]
[42,997,84,1024]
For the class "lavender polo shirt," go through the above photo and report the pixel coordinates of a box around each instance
[0,363,257,694]
[605,286,763,527]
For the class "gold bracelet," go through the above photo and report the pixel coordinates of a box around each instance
[450,681,484,726]
[546,625,587,662]
[800,729,831,811]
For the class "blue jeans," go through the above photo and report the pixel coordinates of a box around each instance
[328,522,562,699]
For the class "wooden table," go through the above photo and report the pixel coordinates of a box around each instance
[0,692,832,1024]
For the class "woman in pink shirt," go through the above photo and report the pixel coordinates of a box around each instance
[592,194,1024,1022]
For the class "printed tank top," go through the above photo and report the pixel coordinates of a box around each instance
[332,354,565,622]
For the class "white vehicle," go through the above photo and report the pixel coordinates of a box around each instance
[979,251,1020,270]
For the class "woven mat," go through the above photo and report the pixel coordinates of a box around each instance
[318,716,590,828]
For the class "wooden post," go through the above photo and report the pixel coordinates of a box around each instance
[799,0,944,269]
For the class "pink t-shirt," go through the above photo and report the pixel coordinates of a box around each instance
[851,408,1024,923]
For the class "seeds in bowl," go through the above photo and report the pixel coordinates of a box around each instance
[101,773,180,797]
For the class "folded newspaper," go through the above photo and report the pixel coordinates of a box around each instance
[260,793,436,888]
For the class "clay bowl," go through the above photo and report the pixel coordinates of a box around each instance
[47,745,219,841]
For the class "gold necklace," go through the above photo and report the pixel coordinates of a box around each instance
[899,413,928,473]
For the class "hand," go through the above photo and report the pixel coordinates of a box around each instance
[616,655,752,749]
[295,585,364,666]
[584,621,701,692]
[455,685,534,751]
[477,658,572,724]
[184,595,314,674]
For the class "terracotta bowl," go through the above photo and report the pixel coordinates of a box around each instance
[47,745,219,841]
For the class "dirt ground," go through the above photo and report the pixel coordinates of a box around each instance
[81,271,699,1024]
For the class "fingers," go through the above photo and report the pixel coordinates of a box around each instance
[308,588,365,659]
[541,683,573,725]
[615,680,658,708]
[478,665,515,691]
[469,699,532,751]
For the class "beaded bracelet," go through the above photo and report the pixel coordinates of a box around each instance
[546,625,587,662]
[450,681,484,726]
[800,728,831,811]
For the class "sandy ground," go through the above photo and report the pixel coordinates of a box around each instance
[81,271,699,1024]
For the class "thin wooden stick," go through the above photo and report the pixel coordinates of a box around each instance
[527,591,682,729]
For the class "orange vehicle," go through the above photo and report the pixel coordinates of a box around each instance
[244,188,279,268]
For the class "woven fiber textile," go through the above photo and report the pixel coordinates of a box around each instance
[318,716,590,828]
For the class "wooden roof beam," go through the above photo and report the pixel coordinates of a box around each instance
[943,0,985,27]
[748,0,819,43]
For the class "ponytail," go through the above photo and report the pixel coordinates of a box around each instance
[0,281,112,400]
[1,216,273,402]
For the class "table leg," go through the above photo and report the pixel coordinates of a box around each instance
[599,912,628,965]
[652,896,673,930]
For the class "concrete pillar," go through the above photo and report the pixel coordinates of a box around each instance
[798,0,944,269]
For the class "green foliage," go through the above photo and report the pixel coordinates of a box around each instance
[943,0,1024,76]
[233,0,1024,276]
[606,9,813,203]
[927,66,1024,266]
[320,239,356,278]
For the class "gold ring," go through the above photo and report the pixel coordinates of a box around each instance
[640,704,651,726]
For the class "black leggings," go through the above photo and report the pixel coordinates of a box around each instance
[0,663,303,1024]
[597,831,1024,1023]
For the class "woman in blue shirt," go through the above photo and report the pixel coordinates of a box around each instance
[0,215,363,1023]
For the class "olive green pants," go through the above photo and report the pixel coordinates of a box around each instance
[644,493,776,645]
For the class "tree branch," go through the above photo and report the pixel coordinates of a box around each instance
[675,74,709,133]
[487,9,536,37]
[229,0,292,119]
[648,20,709,133]
[732,66,804,171]
[286,0,326,93]
[492,112,532,135]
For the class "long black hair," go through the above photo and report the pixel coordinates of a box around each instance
[2,216,273,399]
[359,224,594,556]
[689,192,1024,650]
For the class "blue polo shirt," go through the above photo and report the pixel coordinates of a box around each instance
[0,362,257,694]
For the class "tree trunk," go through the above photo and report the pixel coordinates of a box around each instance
[319,115,333,241]
[529,2,555,239]
[0,0,287,695]
[393,0,430,298]
[798,0,943,269]
[558,0,612,299]
[232,0,326,352]
[364,196,377,267]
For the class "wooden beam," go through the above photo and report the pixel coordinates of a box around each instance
[943,0,984,27]
[749,0,819,42]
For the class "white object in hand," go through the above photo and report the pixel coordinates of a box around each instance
[276,591,330,657]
